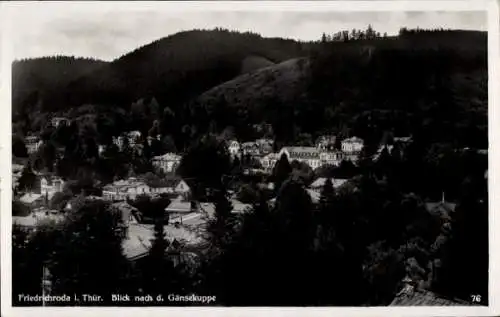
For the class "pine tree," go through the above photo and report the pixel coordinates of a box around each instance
[150,217,169,262]
[18,162,37,192]
[319,177,335,209]
[321,32,328,43]
[144,216,173,295]
[272,153,292,193]
[208,186,234,251]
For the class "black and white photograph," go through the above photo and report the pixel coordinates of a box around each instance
[1,1,499,315]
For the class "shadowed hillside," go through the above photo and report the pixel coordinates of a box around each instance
[187,30,486,148]
[12,29,487,151]
[12,56,108,114]
[61,29,309,111]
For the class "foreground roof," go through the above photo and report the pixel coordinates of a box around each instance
[123,223,204,260]
[19,193,42,204]
[390,288,475,306]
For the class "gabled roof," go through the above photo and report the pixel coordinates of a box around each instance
[111,202,141,224]
[12,164,24,172]
[165,199,192,213]
[41,176,64,186]
[307,189,321,203]
[19,193,42,204]
[231,199,252,213]
[282,146,320,159]
[123,223,205,260]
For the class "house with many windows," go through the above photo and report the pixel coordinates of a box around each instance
[102,177,191,201]
[341,137,364,153]
[340,137,364,162]
[152,153,182,173]
[40,176,65,200]
[260,153,279,172]
[25,135,43,154]
[278,146,323,170]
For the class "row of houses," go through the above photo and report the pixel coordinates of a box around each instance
[260,137,365,172]
[102,177,191,201]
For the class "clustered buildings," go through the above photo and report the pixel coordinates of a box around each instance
[227,136,365,173]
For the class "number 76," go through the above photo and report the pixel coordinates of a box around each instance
[471,295,482,303]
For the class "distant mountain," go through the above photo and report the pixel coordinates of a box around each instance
[57,29,308,112]
[12,56,108,114]
[11,28,487,148]
[192,57,310,124]
[189,30,487,146]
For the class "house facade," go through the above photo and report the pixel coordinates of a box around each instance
[102,178,152,201]
[316,135,337,152]
[40,176,65,200]
[319,151,343,167]
[278,146,323,170]
[227,140,241,158]
[25,136,42,154]
[102,177,191,201]
[152,153,182,173]
[341,137,364,153]
[260,153,279,172]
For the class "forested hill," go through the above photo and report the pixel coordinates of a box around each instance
[12,56,108,115]
[190,29,487,148]
[37,29,307,113]
[12,29,487,150]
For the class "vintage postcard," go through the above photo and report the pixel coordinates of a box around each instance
[0,1,498,316]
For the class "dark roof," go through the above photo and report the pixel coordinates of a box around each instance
[390,287,475,306]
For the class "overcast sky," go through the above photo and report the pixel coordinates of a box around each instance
[4,4,487,61]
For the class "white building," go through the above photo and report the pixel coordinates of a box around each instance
[25,136,43,154]
[12,164,24,189]
[227,140,241,158]
[102,177,191,201]
[102,178,152,201]
[260,153,279,172]
[319,151,343,167]
[40,176,65,200]
[341,137,364,153]
[262,146,345,171]
[152,153,182,173]
[278,146,323,170]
